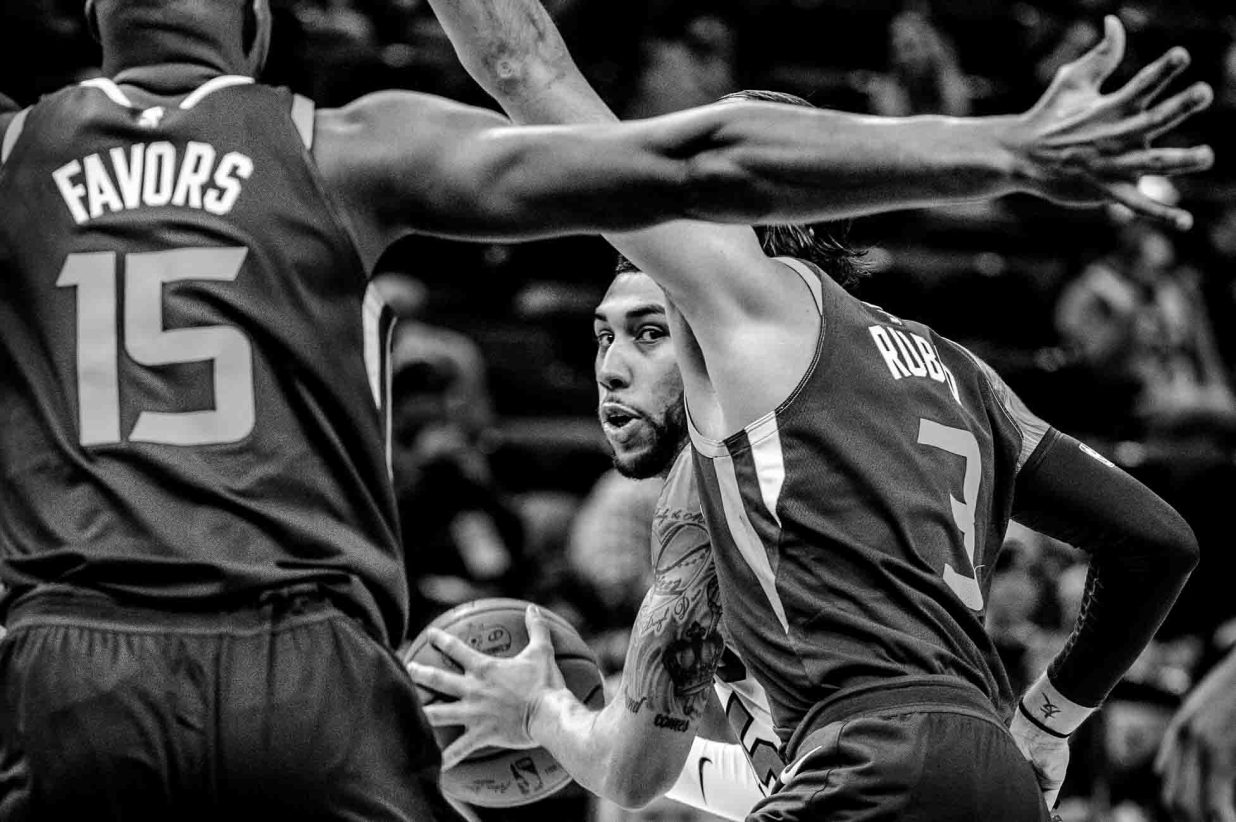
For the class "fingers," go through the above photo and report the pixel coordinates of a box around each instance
[1107,46,1191,111]
[423,701,470,728]
[1204,760,1236,822]
[1084,146,1213,177]
[524,604,552,652]
[1063,15,1126,89]
[427,627,489,670]
[1141,82,1214,141]
[1101,180,1193,232]
[441,730,485,771]
[406,660,468,698]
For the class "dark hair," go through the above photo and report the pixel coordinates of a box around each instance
[707,90,870,291]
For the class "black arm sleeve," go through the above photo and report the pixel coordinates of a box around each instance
[1012,431,1199,707]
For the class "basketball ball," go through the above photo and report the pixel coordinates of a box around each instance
[401,598,605,808]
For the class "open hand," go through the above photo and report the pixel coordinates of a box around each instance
[406,605,566,769]
[1011,15,1213,230]
[1155,650,1236,822]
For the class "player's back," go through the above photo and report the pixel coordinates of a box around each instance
[0,78,404,642]
[689,258,1049,744]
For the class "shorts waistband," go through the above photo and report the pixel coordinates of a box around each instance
[785,676,1005,761]
[2,583,348,637]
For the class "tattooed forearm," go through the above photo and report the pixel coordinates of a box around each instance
[622,520,724,725]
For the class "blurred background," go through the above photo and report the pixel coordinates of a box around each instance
[5,0,1236,819]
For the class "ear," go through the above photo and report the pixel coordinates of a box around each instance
[245,0,273,76]
[85,0,101,44]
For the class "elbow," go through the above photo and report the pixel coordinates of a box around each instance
[682,151,777,226]
[602,762,677,810]
[1166,515,1200,579]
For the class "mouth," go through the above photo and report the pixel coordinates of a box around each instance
[600,402,643,438]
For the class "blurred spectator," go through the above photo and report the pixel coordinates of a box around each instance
[566,469,663,672]
[1055,218,1236,443]
[866,8,971,117]
[624,13,738,118]
[389,320,526,636]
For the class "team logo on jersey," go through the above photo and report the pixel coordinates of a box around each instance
[137,106,165,129]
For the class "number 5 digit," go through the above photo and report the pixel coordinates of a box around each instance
[917,418,984,610]
[57,247,255,447]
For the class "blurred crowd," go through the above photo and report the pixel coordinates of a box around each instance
[7,0,1236,820]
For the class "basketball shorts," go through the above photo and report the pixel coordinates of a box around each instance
[0,584,464,822]
[750,678,1051,822]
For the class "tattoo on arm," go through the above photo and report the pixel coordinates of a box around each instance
[622,507,724,730]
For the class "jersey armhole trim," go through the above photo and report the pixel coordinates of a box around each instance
[291,95,315,149]
[1,108,29,166]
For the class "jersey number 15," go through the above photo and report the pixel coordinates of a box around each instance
[56,247,255,447]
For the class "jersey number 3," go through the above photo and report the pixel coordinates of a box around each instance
[918,418,984,610]
[57,247,255,447]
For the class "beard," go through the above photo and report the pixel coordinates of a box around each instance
[610,400,688,480]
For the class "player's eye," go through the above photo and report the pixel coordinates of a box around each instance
[636,325,667,343]
[594,329,614,347]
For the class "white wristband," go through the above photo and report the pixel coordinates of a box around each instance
[1018,674,1096,737]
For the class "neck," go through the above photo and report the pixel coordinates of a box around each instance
[98,0,252,94]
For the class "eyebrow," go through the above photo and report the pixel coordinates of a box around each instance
[592,304,668,323]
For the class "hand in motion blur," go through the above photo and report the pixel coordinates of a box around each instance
[1156,648,1236,822]
[1011,15,1213,230]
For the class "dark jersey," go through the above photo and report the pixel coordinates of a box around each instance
[689,257,1050,742]
[0,77,404,642]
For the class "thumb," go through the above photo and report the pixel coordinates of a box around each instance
[1080,15,1126,86]
[525,604,553,655]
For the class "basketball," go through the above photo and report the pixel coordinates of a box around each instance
[401,598,605,808]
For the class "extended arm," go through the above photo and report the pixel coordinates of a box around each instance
[408,516,731,808]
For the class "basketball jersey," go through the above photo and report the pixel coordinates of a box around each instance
[688,258,1050,742]
[0,78,404,642]
[656,448,785,793]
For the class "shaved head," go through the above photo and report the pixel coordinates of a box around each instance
[89,0,272,81]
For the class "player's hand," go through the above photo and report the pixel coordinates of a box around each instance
[1155,650,1236,822]
[1009,707,1072,809]
[1009,15,1213,230]
[406,605,567,770]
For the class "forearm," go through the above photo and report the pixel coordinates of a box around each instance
[1012,431,1200,706]
[430,0,1021,223]
[676,105,1023,224]
[529,689,681,807]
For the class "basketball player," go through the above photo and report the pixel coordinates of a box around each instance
[411,2,1204,819]
[10,3,1210,821]
[4,3,1202,821]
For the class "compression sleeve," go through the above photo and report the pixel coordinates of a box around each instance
[1012,431,1199,707]
[665,736,768,822]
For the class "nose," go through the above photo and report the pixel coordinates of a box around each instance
[597,340,632,391]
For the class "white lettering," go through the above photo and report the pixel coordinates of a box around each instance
[110,145,144,209]
[53,160,89,224]
[171,142,216,209]
[142,141,176,207]
[205,151,253,215]
[83,153,123,219]
[913,333,946,383]
[869,326,910,379]
[891,329,928,377]
[942,362,961,403]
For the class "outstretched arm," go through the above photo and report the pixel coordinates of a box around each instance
[408,512,731,808]
[314,15,1212,273]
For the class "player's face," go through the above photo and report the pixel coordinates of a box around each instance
[593,272,686,479]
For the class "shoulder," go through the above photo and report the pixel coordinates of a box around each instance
[652,450,708,560]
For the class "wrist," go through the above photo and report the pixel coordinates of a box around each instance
[1019,673,1097,737]
[978,114,1028,196]
[524,685,572,744]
